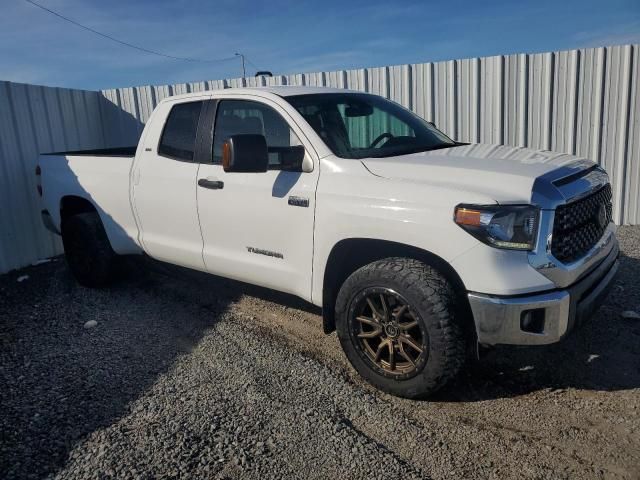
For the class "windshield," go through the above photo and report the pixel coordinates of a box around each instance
[286,93,457,159]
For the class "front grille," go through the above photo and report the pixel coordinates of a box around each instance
[551,184,613,263]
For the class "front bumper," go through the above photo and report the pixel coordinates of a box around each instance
[468,241,619,346]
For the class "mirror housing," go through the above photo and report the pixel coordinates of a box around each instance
[222,134,269,173]
[279,145,306,171]
[345,103,373,117]
[427,121,437,128]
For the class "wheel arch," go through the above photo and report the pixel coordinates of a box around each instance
[59,194,143,256]
[60,195,99,223]
[321,238,473,338]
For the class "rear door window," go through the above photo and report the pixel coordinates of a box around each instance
[158,101,203,161]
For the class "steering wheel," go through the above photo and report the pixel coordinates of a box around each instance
[369,132,395,148]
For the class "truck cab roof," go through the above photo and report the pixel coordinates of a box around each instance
[159,86,364,104]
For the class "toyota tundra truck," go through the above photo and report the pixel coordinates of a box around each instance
[36,86,619,398]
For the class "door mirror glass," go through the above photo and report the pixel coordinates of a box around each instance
[222,134,269,173]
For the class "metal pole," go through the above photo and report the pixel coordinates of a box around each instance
[235,53,246,78]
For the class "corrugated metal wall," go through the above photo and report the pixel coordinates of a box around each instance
[0,82,110,273]
[101,44,638,225]
[0,44,637,273]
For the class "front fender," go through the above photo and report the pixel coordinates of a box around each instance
[311,157,484,305]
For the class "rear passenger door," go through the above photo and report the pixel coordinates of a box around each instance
[132,99,209,271]
[196,97,319,300]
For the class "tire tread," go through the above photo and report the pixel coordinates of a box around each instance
[61,212,117,288]
[335,257,466,398]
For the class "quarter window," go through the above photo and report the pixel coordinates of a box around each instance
[212,100,303,169]
[158,101,203,161]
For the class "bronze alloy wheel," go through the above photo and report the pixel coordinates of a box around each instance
[349,287,428,378]
[336,258,466,398]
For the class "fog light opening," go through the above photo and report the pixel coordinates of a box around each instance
[520,308,545,334]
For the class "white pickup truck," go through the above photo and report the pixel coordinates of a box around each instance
[37,86,619,398]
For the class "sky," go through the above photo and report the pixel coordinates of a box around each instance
[1,0,639,91]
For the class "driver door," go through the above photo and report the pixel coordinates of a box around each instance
[196,97,319,300]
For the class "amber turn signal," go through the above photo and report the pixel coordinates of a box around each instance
[454,207,482,226]
[222,141,231,170]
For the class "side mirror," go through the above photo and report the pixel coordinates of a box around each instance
[280,145,306,171]
[427,121,437,129]
[222,134,268,173]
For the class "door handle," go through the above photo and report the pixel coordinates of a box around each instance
[198,178,224,190]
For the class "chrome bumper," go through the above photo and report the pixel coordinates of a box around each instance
[469,241,619,346]
[529,216,617,288]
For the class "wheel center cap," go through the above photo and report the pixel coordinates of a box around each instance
[384,323,400,338]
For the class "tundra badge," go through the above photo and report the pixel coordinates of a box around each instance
[246,247,284,259]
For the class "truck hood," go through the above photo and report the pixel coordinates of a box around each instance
[361,143,592,203]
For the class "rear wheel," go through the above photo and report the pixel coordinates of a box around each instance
[335,258,466,398]
[61,212,118,288]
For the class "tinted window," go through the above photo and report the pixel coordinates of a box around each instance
[286,93,456,159]
[213,100,302,169]
[159,101,203,161]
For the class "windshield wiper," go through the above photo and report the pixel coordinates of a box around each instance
[365,143,463,158]
[419,142,465,152]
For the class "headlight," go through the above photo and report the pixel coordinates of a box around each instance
[454,204,539,250]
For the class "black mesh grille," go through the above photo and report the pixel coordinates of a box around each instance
[551,184,613,263]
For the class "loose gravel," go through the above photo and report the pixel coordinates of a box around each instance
[1,227,639,480]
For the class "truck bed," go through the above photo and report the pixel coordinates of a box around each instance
[38,150,143,256]
[42,146,137,157]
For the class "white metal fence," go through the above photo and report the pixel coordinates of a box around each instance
[0,82,107,273]
[0,44,638,273]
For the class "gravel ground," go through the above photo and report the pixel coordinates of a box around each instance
[1,227,639,480]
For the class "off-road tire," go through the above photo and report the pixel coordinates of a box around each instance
[61,212,118,288]
[335,258,466,399]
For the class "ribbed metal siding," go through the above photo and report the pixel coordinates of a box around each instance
[0,81,108,273]
[99,44,638,225]
[0,44,637,274]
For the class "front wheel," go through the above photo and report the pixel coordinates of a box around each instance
[61,212,118,288]
[335,258,466,399]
